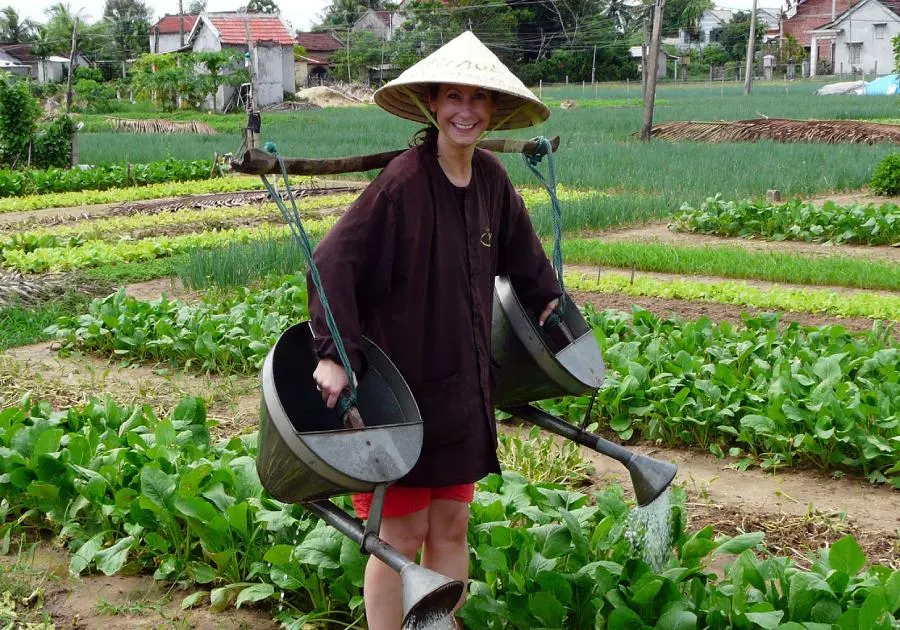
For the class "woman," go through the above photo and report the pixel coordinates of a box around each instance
[309,31,560,629]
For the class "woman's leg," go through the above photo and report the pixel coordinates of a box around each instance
[421,499,471,611]
[363,507,431,630]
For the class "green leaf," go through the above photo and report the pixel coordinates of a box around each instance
[477,543,508,573]
[181,591,206,610]
[140,467,174,510]
[740,414,775,434]
[828,535,866,575]
[745,610,783,629]
[235,583,274,608]
[655,608,697,630]
[528,591,566,627]
[70,532,105,576]
[788,571,833,621]
[94,536,134,576]
[859,588,892,630]
[209,583,246,612]
[715,531,765,555]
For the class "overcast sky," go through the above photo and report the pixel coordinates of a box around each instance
[5,0,772,32]
[5,0,333,32]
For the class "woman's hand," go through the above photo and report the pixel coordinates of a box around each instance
[313,358,354,409]
[538,298,560,326]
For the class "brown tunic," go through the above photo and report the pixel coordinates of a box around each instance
[308,144,560,486]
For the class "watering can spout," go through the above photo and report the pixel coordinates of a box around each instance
[623,451,678,507]
[503,405,677,506]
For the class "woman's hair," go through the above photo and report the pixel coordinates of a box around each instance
[410,84,441,152]
[410,124,439,152]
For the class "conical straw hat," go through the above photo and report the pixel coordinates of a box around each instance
[374,31,550,130]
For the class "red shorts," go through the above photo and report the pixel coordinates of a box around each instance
[352,483,476,520]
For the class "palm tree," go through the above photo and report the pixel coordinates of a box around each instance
[0,6,37,43]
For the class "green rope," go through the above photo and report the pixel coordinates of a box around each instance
[523,136,565,313]
[260,145,358,414]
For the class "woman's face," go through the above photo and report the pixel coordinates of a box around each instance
[429,83,493,149]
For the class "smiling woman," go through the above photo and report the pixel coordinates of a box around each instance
[300,30,561,630]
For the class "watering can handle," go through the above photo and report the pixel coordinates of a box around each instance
[340,390,366,430]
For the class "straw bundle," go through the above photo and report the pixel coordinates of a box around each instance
[108,118,217,135]
[649,118,900,144]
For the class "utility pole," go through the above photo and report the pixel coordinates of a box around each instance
[65,17,78,114]
[591,44,597,84]
[179,0,185,48]
[744,0,758,95]
[640,0,666,141]
[243,15,259,150]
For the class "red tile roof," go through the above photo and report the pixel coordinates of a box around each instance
[207,14,295,46]
[296,32,344,52]
[152,14,199,34]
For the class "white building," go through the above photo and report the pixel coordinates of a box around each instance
[629,46,674,78]
[186,12,297,109]
[810,0,900,75]
[677,9,734,49]
[149,14,200,53]
[353,9,404,41]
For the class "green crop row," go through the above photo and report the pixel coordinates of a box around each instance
[560,240,900,292]
[564,271,900,321]
[0,159,222,198]
[1,219,335,273]
[673,195,900,246]
[47,282,900,483]
[0,175,269,213]
[0,193,357,245]
[45,278,309,373]
[542,306,899,485]
[0,394,896,628]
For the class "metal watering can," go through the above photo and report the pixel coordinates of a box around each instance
[257,323,464,628]
[255,283,678,626]
[491,276,678,507]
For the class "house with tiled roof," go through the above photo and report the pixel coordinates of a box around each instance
[295,32,344,86]
[150,14,200,53]
[187,12,296,109]
[353,8,403,40]
[782,0,855,71]
[807,0,900,74]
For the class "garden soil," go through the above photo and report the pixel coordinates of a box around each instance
[593,223,900,264]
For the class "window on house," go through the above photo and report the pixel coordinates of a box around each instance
[849,42,862,64]
[875,23,886,39]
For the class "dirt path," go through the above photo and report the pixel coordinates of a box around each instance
[569,264,900,300]
[0,545,277,630]
[594,223,900,264]
[2,342,258,438]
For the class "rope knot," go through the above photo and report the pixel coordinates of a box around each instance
[264,141,278,155]
[523,136,552,166]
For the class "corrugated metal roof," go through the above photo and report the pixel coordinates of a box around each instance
[152,14,199,34]
[206,14,294,46]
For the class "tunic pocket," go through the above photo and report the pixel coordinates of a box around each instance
[410,372,468,449]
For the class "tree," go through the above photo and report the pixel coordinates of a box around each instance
[330,31,381,82]
[600,0,641,35]
[245,0,279,14]
[0,7,36,43]
[661,0,712,38]
[188,0,207,12]
[715,11,763,61]
[103,0,151,74]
